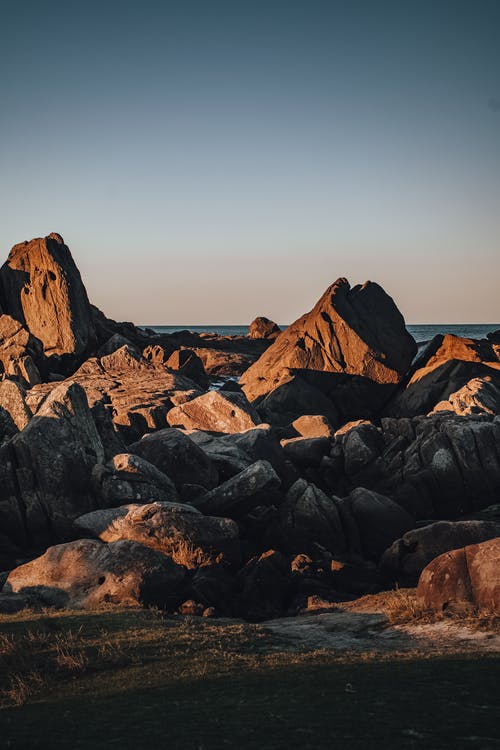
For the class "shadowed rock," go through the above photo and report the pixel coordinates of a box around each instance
[380,520,500,586]
[91,453,179,506]
[192,460,281,517]
[75,501,240,568]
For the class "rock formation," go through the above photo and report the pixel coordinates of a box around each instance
[248,317,281,340]
[0,233,97,366]
[240,278,416,425]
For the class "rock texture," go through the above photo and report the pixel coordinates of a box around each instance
[0,381,104,549]
[75,501,240,568]
[167,391,261,433]
[241,278,416,425]
[248,317,281,340]
[4,538,186,609]
[0,233,96,365]
[417,537,500,612]
[381,520,500,585]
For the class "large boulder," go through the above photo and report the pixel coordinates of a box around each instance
[0,381,104,549]
[276,479,346,554]
[0,233,97,365]
[193,460,281,517]
[380,520,500,585]
[167,391,261,434]
[248,317,281,340]
[4,538,187,609]
[0,379,32,437]
[344,488,415,562]
[75,501,240,568]
[417,537,500,612]
[240,278,416,425]
[91,453,179,506]
[387,334,500,417]
[129,428,218,491]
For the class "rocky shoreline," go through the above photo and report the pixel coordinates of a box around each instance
[0,233,499,621]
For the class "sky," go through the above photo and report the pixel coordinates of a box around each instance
[1,0,499,325]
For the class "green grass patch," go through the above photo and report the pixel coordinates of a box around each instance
[0,608,498,750]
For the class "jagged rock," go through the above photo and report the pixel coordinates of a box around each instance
[248,317,281,340]
[0,314,43,385]
[0,379,32,437]
[334,413,500,521]
[380,520,500,585]
[387,334,500,417]
[240,278,416,425]
[98,333,134,357]
[4,538,187,609]
[292,414,335,438]
[193,460,281,517]
[165,349,209,389]
[0,233,96,365]
[235,550,291,620]
[91,453,179,506]
[27,353,202,443]
[432,377,500,416]
[276,479,346,554]
[187,424,292,484]
[129,428,218,491]
[167,390,261,433]
[193,348,255,377]
[0,381,104,549]
[282,436,331,468]
[417,537,500,612]
[75,501,240,568]
[345,488,414,562]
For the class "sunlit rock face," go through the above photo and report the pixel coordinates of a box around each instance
[0,233,97,363]
[240,278,416,425]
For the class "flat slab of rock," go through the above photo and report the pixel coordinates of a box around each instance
[75,501,240,568]
[167,391,261,434]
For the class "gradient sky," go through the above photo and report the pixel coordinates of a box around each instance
[1,0,499,324]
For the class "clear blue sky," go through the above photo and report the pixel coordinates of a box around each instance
[1,0,499,324]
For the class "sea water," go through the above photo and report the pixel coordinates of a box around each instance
[145,324,500,343]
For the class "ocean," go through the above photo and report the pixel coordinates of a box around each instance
[145,324,500,343]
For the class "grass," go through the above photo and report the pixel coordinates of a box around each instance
[0,607,499,750]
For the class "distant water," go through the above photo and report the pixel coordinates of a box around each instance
[145,323,499,343]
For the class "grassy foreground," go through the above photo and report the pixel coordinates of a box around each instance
[0,607,499,750]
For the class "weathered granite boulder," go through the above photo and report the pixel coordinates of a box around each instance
[387,334,500,417]
[235,550,291,621]
[334,413,500,520]
[292,414,335,438]
[4,538,187,609]
[344,488,415,562]
[0,381,104,549]
[417,537,500,612]
[129,428,218,491]
[0,379,32,437]
[91,453,179,506]
[241,278,416,425]
[282,436,331,468]
[164,349,209,389]
[276,479,346,554]
[167,391,261,434]
[432,377,500,416]
[75,501,240,568]
[0,314,43,386]
[0,233,96,365]
[193,460,281,517]
[380,520,500,585]
[248,317,281,340]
